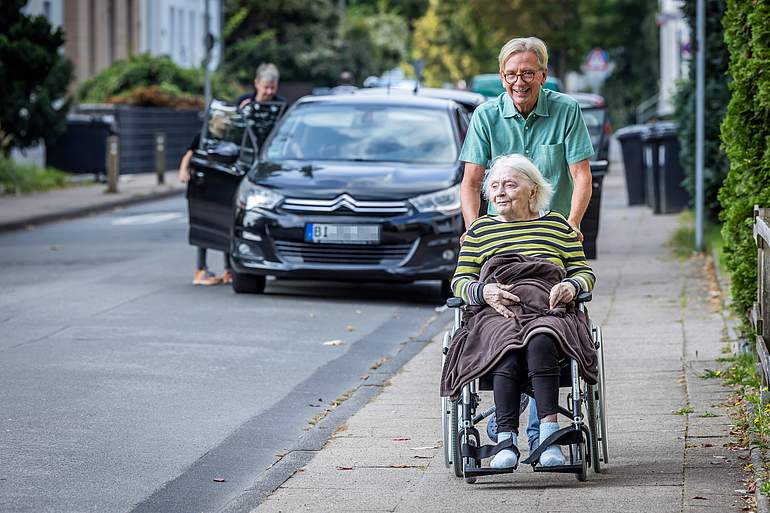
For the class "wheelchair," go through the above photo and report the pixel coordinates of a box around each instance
[440,292,608,483]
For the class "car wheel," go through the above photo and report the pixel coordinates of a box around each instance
[440,279,453,301]
[232,272,266,294]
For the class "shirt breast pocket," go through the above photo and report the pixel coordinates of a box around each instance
[534,143,566,181]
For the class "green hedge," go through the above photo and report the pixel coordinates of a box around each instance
[673,0,730,221]
[77,54,236,106]
[719,0,770,316]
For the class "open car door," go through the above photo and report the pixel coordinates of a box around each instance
[186,100,284,251]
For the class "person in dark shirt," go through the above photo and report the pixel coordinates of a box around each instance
[178,113,234,285]
[236,63,286,108]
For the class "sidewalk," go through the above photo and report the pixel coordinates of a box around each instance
[0,171,184,232]
[248,149,749,512]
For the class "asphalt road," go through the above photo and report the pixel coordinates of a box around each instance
[0,196,449,513]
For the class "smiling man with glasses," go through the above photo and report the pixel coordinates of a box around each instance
[459,37,594,240]
[457,36,595,458]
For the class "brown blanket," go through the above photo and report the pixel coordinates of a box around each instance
[440,253,598,399]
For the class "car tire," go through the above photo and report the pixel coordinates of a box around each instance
[232,272,266,294]
[440,279,453,301]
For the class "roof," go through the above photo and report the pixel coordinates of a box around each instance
[296,92,458,110]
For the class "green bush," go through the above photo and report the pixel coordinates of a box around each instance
[673,0,730,221]
[719,0,770,316]
[77,54,237,106]
[0,156,69,194]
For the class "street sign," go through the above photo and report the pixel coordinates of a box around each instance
[582,48,609,72]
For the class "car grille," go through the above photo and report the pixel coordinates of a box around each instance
[274,240,415,265]
[280,194,409,216]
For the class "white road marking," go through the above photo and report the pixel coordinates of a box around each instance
[111,213,184,226]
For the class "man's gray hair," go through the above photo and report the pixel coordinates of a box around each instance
[498,37,549,70]
[483,154,553,212]
[255,63,280,82]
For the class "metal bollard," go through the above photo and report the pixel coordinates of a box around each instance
[106,135,119,193]
[155,132,166,185]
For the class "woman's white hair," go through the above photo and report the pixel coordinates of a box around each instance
[255,63,280,82]
[498,37,549,70]
[483,154,553,212]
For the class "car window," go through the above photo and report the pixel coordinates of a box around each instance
[264,103,458,164]
[202,100,264,167]
[580,107,606,151]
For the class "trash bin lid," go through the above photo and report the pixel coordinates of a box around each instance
[615,124,648,140]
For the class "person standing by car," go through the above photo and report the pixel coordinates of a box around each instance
[236,63,286,109]
[178,112,234,285]
[457,36,594,454]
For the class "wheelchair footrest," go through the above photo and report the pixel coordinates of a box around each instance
[532,463,584,474]
[463,465,516,477]
[520,426,583,466]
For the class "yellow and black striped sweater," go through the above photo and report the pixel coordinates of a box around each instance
[451,211,596,304]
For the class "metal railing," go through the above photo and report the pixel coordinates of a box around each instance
[751,206,770,384]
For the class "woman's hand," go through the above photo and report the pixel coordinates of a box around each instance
[483,283,520,318]
[549,281,577,309]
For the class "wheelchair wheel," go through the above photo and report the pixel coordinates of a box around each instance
[577,438,588,481]
[595,324,609,465]
[442,397,451,468]
[462,428,480,484]
[587,384,602,473]
[450,401,463,478]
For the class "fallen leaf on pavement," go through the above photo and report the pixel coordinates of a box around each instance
[346,325,355,332]
[336,466,353,471]
[323,339,344,346]
[691,496,708,500]
[213,477,226,483]
[702,443,714,447]
[413,455,432,459]
[390,464,418,468]
[392,437,410,441]
[410,445,441,450]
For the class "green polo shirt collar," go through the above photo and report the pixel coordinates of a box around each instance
[501,88,550,119]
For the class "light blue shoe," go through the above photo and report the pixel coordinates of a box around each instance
[490,431,519,469]
[538,422,566,467]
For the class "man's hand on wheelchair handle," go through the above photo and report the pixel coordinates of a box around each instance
[483,283,520,318]
[549,281,577,309]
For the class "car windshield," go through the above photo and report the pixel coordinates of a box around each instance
[264,103,457,164]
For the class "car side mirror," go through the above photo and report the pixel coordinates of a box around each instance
[207,141,239,165]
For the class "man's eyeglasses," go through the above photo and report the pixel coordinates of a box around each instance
[502,70,540,85]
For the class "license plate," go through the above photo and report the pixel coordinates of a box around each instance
[305,224,380,244]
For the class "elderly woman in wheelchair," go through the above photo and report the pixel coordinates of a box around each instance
[440,154,601,479]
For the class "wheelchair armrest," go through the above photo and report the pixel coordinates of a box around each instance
[446,297,465,309]
[575,291,592,303]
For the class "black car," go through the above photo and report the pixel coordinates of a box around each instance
[187,95,467,296]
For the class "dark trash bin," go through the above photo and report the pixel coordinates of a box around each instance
[641,122,688,214]
[654,122,689,214]
[46,114,117,175]
[615,125,647,205]
[641,125,663,213]
[581,160,608,260]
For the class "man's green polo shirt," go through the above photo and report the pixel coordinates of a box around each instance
[459,88,594,216]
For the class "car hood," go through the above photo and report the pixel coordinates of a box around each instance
[249,160,461,200]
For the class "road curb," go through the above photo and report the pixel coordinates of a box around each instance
[218,313,452,513]
[0,187,184,233]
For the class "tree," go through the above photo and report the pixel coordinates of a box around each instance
[719,0,770,317]
[673,0,730,221]
[221,0,341,85]
[0,0,72,156]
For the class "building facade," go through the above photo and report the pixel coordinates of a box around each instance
[24,0,222,87]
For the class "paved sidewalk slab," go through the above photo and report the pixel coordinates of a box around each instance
[244,152,748,512]
[0,171,184,232]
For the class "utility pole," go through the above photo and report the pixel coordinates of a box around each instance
[201,0,214,143]
[695,0,705,251]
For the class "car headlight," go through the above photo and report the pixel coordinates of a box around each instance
[409,184,461,215]
[236,179,283,211]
